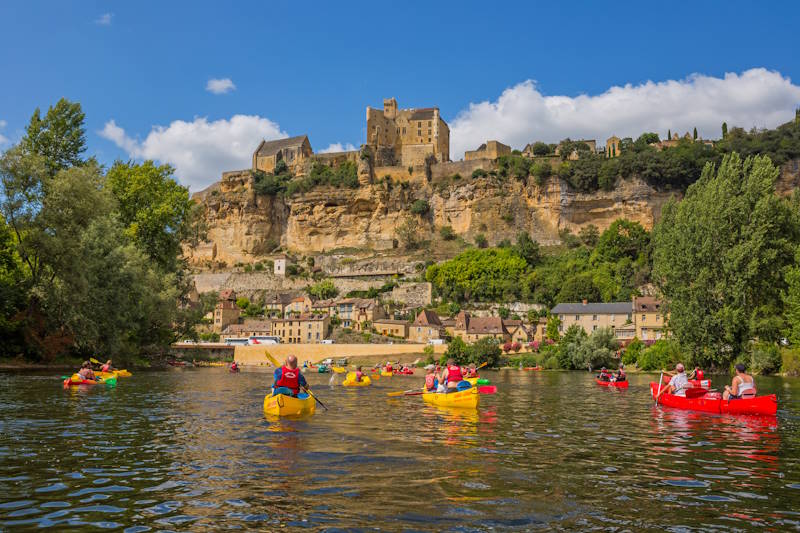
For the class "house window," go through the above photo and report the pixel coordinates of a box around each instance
[592,314,597,321]
[418,121,422,128]
[402,127,406,134]
[656,314,661,321]
[593,325,598,331]
[575,315,580,321]
[641,314,646,322]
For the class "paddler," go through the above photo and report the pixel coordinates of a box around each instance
[598,367,611,381]
[78,361,97,381]
[688,366,705,381]
[230,361,239,372]
[424,365,440,392]
[101,359,114,372]
[354,365,365,382]
[441,358,464,391]
[464,363,478,378]
[614,365,626,382]
[385,361,394,373]
[656,363,689,399]
[272,355,308,397]
[723,363,756,400]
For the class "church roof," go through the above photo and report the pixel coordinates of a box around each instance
[254,135,309,157]
[409,108,436,121]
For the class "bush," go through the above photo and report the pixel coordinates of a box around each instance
[236,297,250,309]
[439,225,456,241]
[621,337,644,366]
[253,262,264,271]
[307,279,338,300]
[636,339,681,371]
[503,342,513,353]
[749,342,782,375]
[512,342,521,353]
[410,199,430,215]
[474,234,488,248]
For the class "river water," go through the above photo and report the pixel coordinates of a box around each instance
[1,369,799,531]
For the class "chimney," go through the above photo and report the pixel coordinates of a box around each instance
[582,299,588,306]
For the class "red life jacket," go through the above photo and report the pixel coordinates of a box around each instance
[447,365,463,383]
[696,369,704,380]
[101,364,111,372]
[386,364,393,371]
[425,374,436,390]
[355,371,363,382]
[277,366,301,395]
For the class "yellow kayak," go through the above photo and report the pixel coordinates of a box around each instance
[381,371,393,377]
[331,366,347,374]
[113,369,132,377]
[343,373,371,387]
[422,386,479,408]
[263,392,316,417]
[94,371,118,380]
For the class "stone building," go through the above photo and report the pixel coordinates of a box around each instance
[271,314,330,344]
[372,319,410,339]
[551,301,633,336]
[633,296,666,341]
[366,97,450,166]
[286,295,313,316]
[213,289,241,333]
[556,139,597,160]
[220,320,273,341]
[408,310,445,344]
[605,136,621,158]
[252,135,313,174]
[503,319,530,345]
[464,140,511,161]
[273,255,289,277]
[451,311,510,343]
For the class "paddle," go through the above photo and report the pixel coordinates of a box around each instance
[302,386,328,411]
[387,389,419,397]
[90,357,101,365]
[684,388,708,399]
[655,372,664,405]
[478,385,497,394]
[263,351,279,367]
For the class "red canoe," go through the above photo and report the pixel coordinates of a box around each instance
[649,382,777,416]
[596,378,629,388]
[523,366,542,371]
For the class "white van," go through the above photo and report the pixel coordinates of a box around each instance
[428,339,445,345]
[224,338,250,346]
[321,339,335,344]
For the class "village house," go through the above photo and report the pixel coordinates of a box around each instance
[408,310,445,343]
[264,292,295,317]
[451,311,510,343]
[633,296,667,341]
[252,135,313,174]
[220,320,273,341]
[372,318,410,339]
[464,140,511,161]
[270,314,330,344]
[555,139,597,160]
[273,255,290,277]
[311,298,337,316]
[333,298,384,328]
[286,295,313,316]
[503,319,530,345]
[213,289,240,333]
[532,317,548,344]
[551,301,633,337]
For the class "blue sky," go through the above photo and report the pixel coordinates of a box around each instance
[2,1,800,190]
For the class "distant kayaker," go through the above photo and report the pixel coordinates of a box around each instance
[614,366,626,382]
[723,363,756,400]
[464,363,478,378]
[272,355,308,397]
[688,367,705,380]
[656,363,689,399]
[442,359,463,390]
[354,366,365,382]
[385,361,394,373]
[230,361,239,372]
[101,359,114,372]
[598,367,611,381]
[78,361,97,381]
[424,365,440,392]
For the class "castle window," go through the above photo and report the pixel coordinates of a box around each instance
[428,121,431,127]
[402,127,406,134]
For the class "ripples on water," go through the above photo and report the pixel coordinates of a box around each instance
[0,369,798,531]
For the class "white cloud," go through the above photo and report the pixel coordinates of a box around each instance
[449,68,800,160]
[318,142,357,153]
[0,119,7,146]
[206,78,236,95]
[95,13,112,25]
[100,115,287,190]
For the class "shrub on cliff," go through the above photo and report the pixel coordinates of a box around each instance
[410,199,430,215]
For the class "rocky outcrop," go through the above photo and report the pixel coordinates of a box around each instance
[187,160,799,267]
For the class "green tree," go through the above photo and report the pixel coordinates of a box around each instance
[578,225,600,247]
[439,225,456,241]
[443,336,469,365]
[722,122,728,139]
[783,248,800,345]
[425,247,529,303]
[498,306,510,319]
[236,297,250,309]
[410,199,430,215]
[593,219,649,263]
[653,154,800,365]
[106,161,194,271]
[514,232,541,266]
[395,216,422,250]
[21,98,87,176]
[531,142,550,156]
[474,233,488,249]
[693,127,698,140]
[307,279,338,300]
[469,336,503,367]
[546,315,561,341]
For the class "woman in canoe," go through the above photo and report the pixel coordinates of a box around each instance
[723,363,756,400]
[354,365,365,382]
[272,355,308,397]
[441,359,464,391]
[101,359,115,372]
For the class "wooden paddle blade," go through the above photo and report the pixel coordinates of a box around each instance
[387,389,416,397]
[478,385,497,394]
[684,387,707,399]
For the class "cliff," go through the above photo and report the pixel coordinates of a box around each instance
[187,160,799,268]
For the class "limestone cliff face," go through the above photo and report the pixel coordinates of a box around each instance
[187,160,798,267]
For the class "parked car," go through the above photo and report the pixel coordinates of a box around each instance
[428,339,445,345]
[321,339,335,344]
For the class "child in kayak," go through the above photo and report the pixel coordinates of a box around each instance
[101,359,114,372]
[78,362,97,381]
[598,368,611,381]
[354,366,365,382]
[424,366,440,391]
[464,364,479,378]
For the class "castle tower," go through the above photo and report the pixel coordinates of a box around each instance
[383,97,397,120]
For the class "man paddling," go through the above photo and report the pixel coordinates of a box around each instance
[656,363,689,400]
[78,361,97,381]
[272,355,308,397]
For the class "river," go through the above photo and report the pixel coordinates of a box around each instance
[1,369,799,531]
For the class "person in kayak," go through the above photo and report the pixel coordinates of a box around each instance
[656,363,689,399]
[424,366,440,392]
[272,355,308,397]
[78,362,97,381]
[101,359,114,372]
[688,367,704,380]
[464,363,479,378]
[598,367,611,381]
[442,359,464,391]
[614,366,626,382]
[230,361,239,372]
[723,363,756,400]
[354,365,365,382]
[385,361,394,373]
